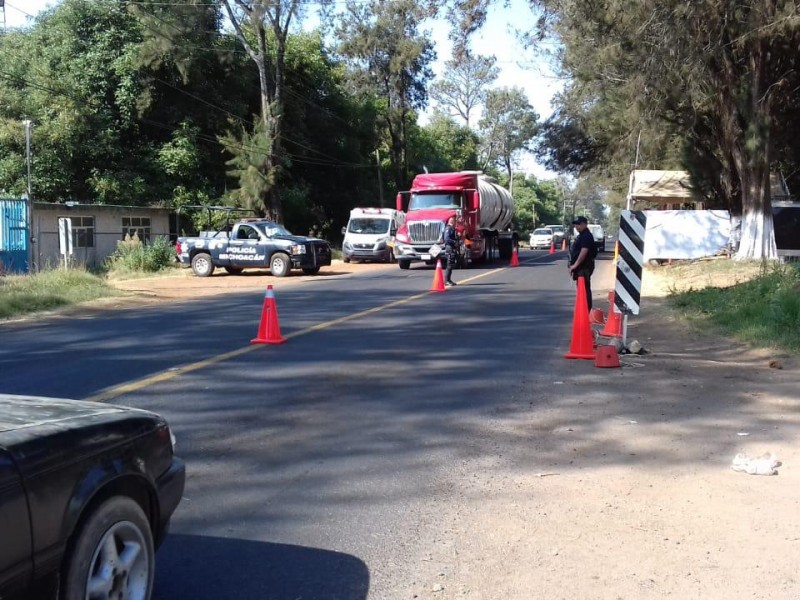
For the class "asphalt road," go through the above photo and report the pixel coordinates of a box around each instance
[1,249,603,599]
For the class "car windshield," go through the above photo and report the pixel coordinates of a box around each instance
[533,229,552,235]
[549,226,564,233]
[408,193,461,210]
[347,218,391,234]
[262,223,292,237]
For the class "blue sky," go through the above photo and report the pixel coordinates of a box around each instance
[5,0,559,178]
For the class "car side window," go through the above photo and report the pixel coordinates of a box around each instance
[237,225,259,241]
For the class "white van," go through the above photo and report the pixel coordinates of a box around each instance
[573,223,606,252]
[588,224,605,252]
[341,208,405,263]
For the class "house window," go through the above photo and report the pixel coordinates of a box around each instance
[71,216,95,248]
[122,216,151,242]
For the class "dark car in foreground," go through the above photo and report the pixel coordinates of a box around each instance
[0,394,185,600]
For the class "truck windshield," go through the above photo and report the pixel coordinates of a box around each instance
[262,224,292,237]
[409,193,461,210]
[347,218,391,234]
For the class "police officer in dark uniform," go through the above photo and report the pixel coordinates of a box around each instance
[443,215,459,287]
[568,216,596,311]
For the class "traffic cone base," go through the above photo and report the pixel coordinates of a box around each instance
[509,246,520,267]
[595,345,621,368]
[564,276,596,360]
[251,285,287,344]
[600,292,623,337]
[430,258,446,292]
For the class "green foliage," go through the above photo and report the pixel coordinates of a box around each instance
[0,268,118,319]
[106,234,175,273]
[505,174,561,233]
[670,263,800,352]
[0,0,149,203]
[336,0,437,190]
[534,0,800,233]
[411,113,479,173]
[429,52,499,127]
[479,87,539,183]
[221,119,274,215]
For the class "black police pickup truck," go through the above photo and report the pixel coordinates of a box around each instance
[176,219,332,277]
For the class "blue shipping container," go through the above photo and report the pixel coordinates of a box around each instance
[0,198,29,274]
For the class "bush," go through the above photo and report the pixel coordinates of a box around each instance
[106,234,175,273]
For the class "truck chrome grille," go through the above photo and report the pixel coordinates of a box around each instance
[409,221,444,243]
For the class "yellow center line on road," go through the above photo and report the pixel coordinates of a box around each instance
[84,254,554,403]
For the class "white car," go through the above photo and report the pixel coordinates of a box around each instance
[529,228,554,249]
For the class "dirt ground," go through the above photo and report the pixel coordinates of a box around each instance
[113,259,800,599]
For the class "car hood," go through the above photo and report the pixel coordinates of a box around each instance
[0,394,168,478]
[0,394,132,434]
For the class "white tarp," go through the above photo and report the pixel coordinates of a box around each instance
[642,210,730,260]
[631,170,694,203]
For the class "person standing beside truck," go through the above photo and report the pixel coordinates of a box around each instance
[568,216,596,311]
[443,215,459,286]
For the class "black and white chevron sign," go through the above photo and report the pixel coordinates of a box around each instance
[614,210,647,315]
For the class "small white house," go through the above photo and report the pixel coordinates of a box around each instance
[31,202,172,269]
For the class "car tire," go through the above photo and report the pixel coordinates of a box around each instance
[191,253,215,277]
[398,260,411,270]
[224,266,244,275]
[61,496,154,600]
[342,256,351,264]
[302,267,321,275]
[270,252,292,277]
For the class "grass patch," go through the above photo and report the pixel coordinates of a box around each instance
[0,269,120,320]
[669,262,800,352]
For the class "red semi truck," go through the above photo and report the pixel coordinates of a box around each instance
[392,171,518,269]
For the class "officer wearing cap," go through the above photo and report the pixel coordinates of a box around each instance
[568,216,596,311]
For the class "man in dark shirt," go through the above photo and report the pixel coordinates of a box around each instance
[568,216,596,311]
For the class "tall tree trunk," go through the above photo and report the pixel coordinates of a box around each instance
[728,43,777,261]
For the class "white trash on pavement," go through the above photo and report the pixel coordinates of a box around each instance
[731,452,781,475]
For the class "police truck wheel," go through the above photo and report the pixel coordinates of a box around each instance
[398,260,410,270]
[224,266,243,275]
[270,253,292,277]
[191,253,215,277]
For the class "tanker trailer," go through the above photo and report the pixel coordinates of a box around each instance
[392,171,518,269]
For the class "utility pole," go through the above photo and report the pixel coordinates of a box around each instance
[23,118,34,271]
[375,149,384,208]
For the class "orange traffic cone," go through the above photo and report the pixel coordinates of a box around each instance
[251,285,287,344]
[595,345,621,368]
[430,258,446,292]
[549,240,556,254]
[589,308,605,325]
[600,292,623,337]
[509,246,520,267]
[564,276,596,360]
[561,238,567,251]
